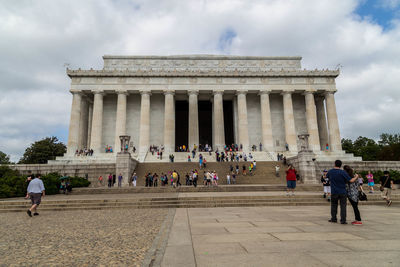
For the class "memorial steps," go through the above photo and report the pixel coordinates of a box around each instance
[0,192,397,213]
[133,161,285,186]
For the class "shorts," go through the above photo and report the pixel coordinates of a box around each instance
[381,188,392,200]
[368,182,375,186]
[29,193,42,205]
[287,180,296,189]
[323,186,331,194]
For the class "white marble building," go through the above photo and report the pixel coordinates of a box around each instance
[65,55,348,162]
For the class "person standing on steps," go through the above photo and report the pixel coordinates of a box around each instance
[275,164,280,177]
[366,171,374,193]
[286,165,297,196]
[26,174,45,217]
[327,160,358,224]
[118,173,123,187]
[108,173,113,188]
[131,173,137,187]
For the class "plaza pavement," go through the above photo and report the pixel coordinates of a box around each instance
[159,205,400,267]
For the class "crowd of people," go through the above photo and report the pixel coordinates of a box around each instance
[75,148,94,156]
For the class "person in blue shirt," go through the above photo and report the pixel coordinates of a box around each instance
[326,160,357,224]
[25,174,45,217]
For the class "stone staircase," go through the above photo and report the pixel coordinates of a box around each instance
[0,192,397,213]
[133,161,285,186]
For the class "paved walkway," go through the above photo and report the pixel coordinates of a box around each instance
[160,205,400,267]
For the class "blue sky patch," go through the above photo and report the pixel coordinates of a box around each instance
[218,28,237,52]
[355,0,400,30]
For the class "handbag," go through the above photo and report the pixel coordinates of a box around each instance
[380,176,390,192]
[358,191,368,201]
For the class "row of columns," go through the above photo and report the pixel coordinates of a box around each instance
[67,90,342,155]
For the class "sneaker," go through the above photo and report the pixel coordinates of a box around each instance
[328,219,337,223]
[327,198,331,202]
[387,200,392,207]
[340,221,348,225]
[323,193,326,198]
[27,210,32,217]
[286,192,289,196]
[351,221,362,225]
[33,212,39,216]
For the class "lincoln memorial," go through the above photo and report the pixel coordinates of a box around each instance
[65,55,351,162]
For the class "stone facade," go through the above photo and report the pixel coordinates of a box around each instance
[65,55,345,162]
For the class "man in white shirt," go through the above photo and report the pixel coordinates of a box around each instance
[25,174,45,217]
[226,173,231,185]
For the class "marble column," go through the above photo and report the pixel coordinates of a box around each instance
[78,97,89,150]
[259,91,274,151]
[90,91,104,154]
[67,91,82,155]
[114,91,128,152]
[282,91,297,152]
[237,91,249,151]
[315,95,329,151]
[188,90,199,151]
[325,91,342,151]
[87,103,93,149]
[163,91,175,153]
[304,91,321,151]
[213,90,225,151]
[138,91,151,154]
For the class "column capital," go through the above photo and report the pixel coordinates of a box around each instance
[187,90,199,96]
[258,90,271,96]
[116,90,129,96]
[139,90,152,96]
[236,90,248,96]
[91,90,106,96]
[302,89,316,96]
[163,90,175,96]
[280,90,294,96]
[70,90,83,95]
[324,90,337,96]
[213,90,224,96]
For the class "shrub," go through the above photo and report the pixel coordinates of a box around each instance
[0,166,90,198]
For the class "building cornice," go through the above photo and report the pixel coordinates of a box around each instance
[67,69,339,78]
[102,55,303,60]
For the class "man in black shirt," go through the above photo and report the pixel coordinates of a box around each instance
[381,171,394,206]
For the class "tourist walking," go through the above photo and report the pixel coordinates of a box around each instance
[98,175,103,186]
[286,165,297,196]
[153,173,158,187]
[380,171,394,206]
[344,165,362,225]
[193,171,198,187]
[366,171,374,193]
[118,173,123,187]
[132,173,137,187]
[327,160,357,224]
[25,174,45,217]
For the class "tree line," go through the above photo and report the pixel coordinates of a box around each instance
[341,133,400,161]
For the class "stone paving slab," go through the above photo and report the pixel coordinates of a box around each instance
[159,205,400,266]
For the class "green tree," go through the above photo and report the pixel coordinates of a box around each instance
[19,137,66,164]
[352,136,380,161]
[341,138,354,154]
[0,151,11,164]
[379,133,400,146]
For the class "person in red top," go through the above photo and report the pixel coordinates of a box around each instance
[286,165,297,196]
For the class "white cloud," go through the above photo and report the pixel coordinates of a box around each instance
[0,0,399,161]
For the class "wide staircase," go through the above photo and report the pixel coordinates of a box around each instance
[1,191,398,212]
[133,161,285,186]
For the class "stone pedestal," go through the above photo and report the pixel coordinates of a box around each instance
[115,152,137,186]
[296,151,318,184]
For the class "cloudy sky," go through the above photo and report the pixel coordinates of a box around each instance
[1,0,400,162]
